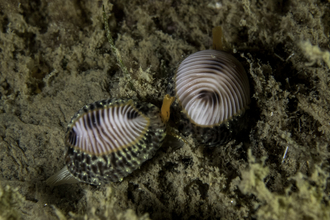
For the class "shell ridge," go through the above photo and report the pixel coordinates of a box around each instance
[92,110,108,154]
[103,107,116,152]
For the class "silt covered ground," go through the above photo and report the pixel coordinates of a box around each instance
[0,0,330,219]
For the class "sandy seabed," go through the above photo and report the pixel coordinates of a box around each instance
[0,0,330,219]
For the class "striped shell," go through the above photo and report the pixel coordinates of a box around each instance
[63,98,166,185]
[168,50,250,146]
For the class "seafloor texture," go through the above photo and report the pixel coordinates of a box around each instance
[0,0,330,219]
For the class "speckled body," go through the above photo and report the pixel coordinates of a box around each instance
[167,50,250,146]
[65,98,166,185]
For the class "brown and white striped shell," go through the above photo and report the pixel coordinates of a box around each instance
[47,98,166,186]
[168,50,250,146]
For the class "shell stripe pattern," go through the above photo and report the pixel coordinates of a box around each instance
[65,99,166,184]
[67,100,150,156]
[175,50,250,126]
